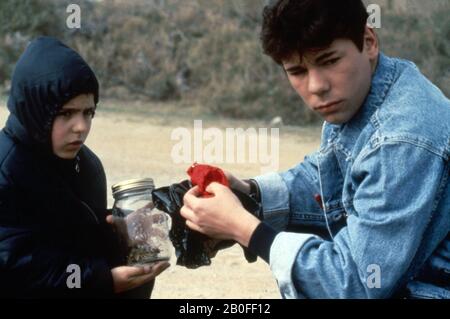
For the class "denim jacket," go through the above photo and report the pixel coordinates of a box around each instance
[254,53,450,298]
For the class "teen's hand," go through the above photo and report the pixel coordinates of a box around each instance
[181,183,260,247]
[111,262,170,294]
[106,214,130,247]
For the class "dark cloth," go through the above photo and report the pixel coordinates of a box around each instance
[0,36,151,298]
[248,222,278,264]
[0,120,118,298]
[152,180,259,269]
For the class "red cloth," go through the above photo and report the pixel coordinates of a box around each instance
[187,163,229,197]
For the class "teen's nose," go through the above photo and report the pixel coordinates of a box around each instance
[72,114,90,134]
[307,69,330,96]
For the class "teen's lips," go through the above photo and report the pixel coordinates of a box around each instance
[67,140,83,148]
[314,100,344,113]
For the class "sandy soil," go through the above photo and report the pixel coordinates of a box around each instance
[0,101,321,299]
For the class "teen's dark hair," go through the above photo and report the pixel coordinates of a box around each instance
[261,0,369,65]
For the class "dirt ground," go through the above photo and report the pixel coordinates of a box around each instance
[0,101,321,299]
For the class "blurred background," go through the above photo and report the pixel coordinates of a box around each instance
[0,0,449,299]
[0,0,449,125]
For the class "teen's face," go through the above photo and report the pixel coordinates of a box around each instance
[282,27,379,124]
[51,94,96,159]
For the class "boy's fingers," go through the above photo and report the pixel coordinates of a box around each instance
[125,261,170,279]
[180,206,197,223]
[186,219,202,233]
[151,261,170,276]
[186,185,201,197]
[205,182,225,194]
[127,266,147,277]
[183,187,201,209]
[132,262,170,287]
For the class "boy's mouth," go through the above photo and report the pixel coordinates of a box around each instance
[314,100,344,114]
[67,140,83,148]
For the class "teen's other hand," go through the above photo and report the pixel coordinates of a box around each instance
[111,261,170,294]
[223,171,251,195]
[106,214,131,250]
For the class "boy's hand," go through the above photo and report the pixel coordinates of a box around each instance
[111,262,170,293]
[181,183,260,247]
[106,214,130,245]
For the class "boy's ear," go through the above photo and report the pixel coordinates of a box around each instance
[364,26,379,59]
[364,26,379,71]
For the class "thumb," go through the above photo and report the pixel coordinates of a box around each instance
[186,185,202,197]
[205,182,226,194]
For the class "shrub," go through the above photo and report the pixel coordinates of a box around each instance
[1,0,448,124]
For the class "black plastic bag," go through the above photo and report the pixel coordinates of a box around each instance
[152,180,260,269]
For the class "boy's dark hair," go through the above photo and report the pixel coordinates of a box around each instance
[261,0,369,65]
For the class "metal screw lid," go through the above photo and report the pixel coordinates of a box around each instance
[112,178,155,198]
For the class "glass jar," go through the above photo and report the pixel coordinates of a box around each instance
[111,178,171,265]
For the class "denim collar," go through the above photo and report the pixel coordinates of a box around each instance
[361,52,397,125]
[333,53,398,147]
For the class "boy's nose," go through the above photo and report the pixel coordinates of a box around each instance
[72,115,90,133]
[308,69,330,96]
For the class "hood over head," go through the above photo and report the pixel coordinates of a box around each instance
[6,36,99,149]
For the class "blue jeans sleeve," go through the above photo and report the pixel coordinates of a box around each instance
[272,142,447,298]
[253,151,324,231]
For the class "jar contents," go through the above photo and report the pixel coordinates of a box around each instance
[112,179,171,266]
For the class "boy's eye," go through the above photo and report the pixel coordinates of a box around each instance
[57,110,73,118]
[84,109,96,118]
[323,58,340,66]
[288,69,307,76]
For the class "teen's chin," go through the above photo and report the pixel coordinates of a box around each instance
[54,146,82,159]
[322,112,353,124]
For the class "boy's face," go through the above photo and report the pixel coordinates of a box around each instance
[51,94,96,159]
[282,27,379,124]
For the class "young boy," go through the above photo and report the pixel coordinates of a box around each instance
[0,36,169,298]
[181,0,450,298]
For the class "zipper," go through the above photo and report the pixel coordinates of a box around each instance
[75,155,80,173]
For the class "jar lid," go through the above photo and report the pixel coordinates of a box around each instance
[112,178,155,198]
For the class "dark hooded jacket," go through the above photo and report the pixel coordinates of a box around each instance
[0,36,142,298]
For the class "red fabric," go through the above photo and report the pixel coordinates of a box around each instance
[187,163,229,197]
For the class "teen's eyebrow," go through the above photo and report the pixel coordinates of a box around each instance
[284,65,307,73]
[60,106,96,112]
[315,50,337,64]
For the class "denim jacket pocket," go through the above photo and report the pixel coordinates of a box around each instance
[287,207,347,239]
[287,147,348,239]
[316,147,345,208]
[404,281,450,299]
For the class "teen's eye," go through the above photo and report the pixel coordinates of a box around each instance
[84,109,96,118]
[323,58,340,66]
[288,69,307,76]
[56,110,73,118]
